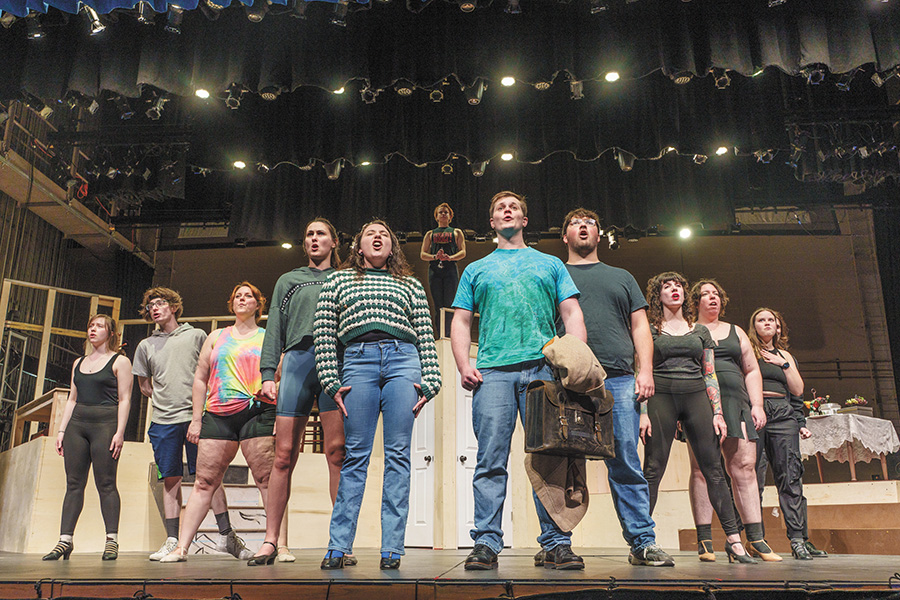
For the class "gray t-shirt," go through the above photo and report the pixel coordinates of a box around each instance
[132,323,207,425]
[564,262,648,376]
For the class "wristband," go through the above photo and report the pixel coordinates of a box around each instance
[714,412,723,417]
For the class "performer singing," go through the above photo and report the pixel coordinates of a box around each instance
[419,203,466,316]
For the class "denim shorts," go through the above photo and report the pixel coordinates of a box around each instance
[148,421,197,479]
[277,345,338,417]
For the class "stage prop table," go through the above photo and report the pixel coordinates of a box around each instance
[800,413,900,482]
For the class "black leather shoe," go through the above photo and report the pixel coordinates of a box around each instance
[805,541,828,557]
[464,544,498,570]
[380,554,401,569]
[248,541,277,566]
[543,545,585,570]
[320,551,345,570]
[791,540,813,560]
[533,549,546,567]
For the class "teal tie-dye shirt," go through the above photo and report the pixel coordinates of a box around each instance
[452,247,580,369]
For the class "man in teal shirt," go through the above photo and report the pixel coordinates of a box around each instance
[451,191,587,570]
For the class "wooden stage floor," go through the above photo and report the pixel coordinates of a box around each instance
[2,548,899,600]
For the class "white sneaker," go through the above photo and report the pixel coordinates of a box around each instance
[149,537,178,561]
[216,532,254,560]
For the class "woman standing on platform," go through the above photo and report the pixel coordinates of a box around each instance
[315,219,441,570]
[684,281,780,562]
[639,272,753,563]
[248,218,352,566]
[44,314,132,561]
[749,308,827,560]
[420,203,466,318]
[161,282,274,563]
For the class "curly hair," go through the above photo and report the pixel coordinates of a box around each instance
[304,217,341,268]
[646,271,692,330]
[227,281,267,321]
[748,307,783,358]
[85,314,121,354]
[689,278,729,320]
[341,219,413,278]
[140,287,183,321]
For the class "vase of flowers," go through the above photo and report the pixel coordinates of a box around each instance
[804,389,829,416]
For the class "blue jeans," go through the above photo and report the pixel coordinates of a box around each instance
[470,361,571,553]
[327,340,421,555]
[604,375,657,551]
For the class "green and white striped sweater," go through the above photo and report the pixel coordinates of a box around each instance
[313,268,442,400]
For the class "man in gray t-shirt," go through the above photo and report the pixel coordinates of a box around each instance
[133,287,250,561]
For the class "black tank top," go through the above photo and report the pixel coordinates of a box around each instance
[757,349,788,398]
[429,227,459,272]
[73,354,120,406]
[712,324,743,377]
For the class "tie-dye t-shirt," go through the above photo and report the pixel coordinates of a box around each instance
[452,247,579,369]
[205,326,270,415]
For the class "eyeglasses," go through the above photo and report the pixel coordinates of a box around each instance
[144,299,169,312]
[569,218,597,227]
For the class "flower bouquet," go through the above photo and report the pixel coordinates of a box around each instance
[845,394,867,406]
[804,389,829,416]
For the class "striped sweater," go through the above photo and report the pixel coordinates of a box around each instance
[313,268,442,400]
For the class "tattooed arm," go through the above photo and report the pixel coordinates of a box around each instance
[702,347,726,441]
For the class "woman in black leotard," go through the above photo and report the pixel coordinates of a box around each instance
[684,281,780,562]
[749,308,827,560]
[640,272,753,564]
[43,314,133,562]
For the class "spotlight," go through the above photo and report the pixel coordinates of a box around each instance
[165,5,183,33]
[441,161,453,175]
[871,67,899,88]
[360,161,371,166]
[715,146,728,156]
[331,1,349,27]
[82,5,105,35]
[607,228,620,250]
[333,87,345,95]
[201,0,225,19]
[0,12,17,28]
[616,150,635,172]
[395,81,414,96]
[324,158,342,180]
[505,0,521,14]
[800,64,826,85]
[500,152,513,161]
[713,68,730,89]
[569,80,584,100]
[693,154,707,164]
[458,0,475,10]
[678,227,692,239]
[112,95,134,120]
[464,79,485,105]
[470,161,487,176]
[256,163,269,173]
[145,94,168,120]
[260,86,280,101]
[245,0,270,22]
[233,160,246,169]
[136,2,155,24]
[500,76,515,87]
[836,69,858,91]
[360,87,379,103]
[225,85,244,109]
[590,0,609,13]
[754,149,775,163]
[534,81,551,91]
[25,13,43,39]
[429,89,443,102]
[669,71,693,85]
[290,0,309,18]
[281,242,293,249]
[106,167,119,179]
[604,71,620,82]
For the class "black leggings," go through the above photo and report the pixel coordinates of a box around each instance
[643,386,739,535]
[61,405,120,536]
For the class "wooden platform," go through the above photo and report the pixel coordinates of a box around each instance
[2,548,899,600]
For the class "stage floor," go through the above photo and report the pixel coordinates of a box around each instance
[2,548,899,599]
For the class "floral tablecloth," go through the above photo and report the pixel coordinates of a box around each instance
[799,413,900,463]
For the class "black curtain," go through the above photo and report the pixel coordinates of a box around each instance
[874,205,900,418]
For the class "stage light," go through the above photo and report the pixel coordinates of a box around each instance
[136,2,155,24]
[195,89,210,99]
[693,154,707,164]
[505,0,521,14]
[0,12,17,28]
[441,161,453,175]
[112,95,134,120]
[257,163,269,172]
[82,5,106,35]
[470,161,487,176]
[201,0,225,20]
[226,85,244,109]
[623,225,641,243]
[25,13,43,39]
[360,88,378,103]
[260,86,280,101]
[332,87,345,95]
[670,71,692,85]
[835,69,858,91]
[570,80,584,100]
[324,159,343,180]
[245,0,270,22]
[715,146,728,156]
[281,242,293,249]
[290,0,308,18]
[165,5,184,33]
[145,94,168,120]
[106,167,119,179]
[429,89,443,102]
[616,150,635,172]
[331,2,349,27]
[500,76,515,87]
[800,65,826,85]
[871,67,899,88]
[754,149,775,164]
[604,71,620,82]
[458,0,475,11]
[678,227,692,239]
[233,161,246,169]
[607,229,620,250]
[465,79,485,105]
[713,68,731,89]
[501,152,513,161]
[395,81,415,96]
[360,161,371,166]
[590,0,609,13]
[664,146,676,154]
[534,81,551,90]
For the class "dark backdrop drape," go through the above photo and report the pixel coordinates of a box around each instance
[874,206,900,418]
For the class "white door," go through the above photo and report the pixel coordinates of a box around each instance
[456,358,513,548]
[405,394,435,547]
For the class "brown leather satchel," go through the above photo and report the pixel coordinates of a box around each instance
[524,379,615,460]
